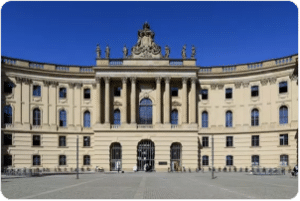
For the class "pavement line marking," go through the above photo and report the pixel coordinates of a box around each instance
[228,177,295,188]
[133,175,146,199]
[19,177,104,199]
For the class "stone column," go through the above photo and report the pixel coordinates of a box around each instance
[95,77,101,124]
[15,77,22,125]
[156,77,162,124]
[104,77,110,124]
[190,78,197,124]
[164,77,170,124]
[74,83,82,128]
[68,83,75,127]
[182,77,188,124]
[22,78,31,127]
[130,77,136,124]
[122,77,127,124]
[43,81,50,127]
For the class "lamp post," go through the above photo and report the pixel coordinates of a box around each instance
[212,134,215,179]
[76,135,79,179]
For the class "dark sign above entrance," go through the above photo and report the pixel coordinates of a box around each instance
[158,161,167,165]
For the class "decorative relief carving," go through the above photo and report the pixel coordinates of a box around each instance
[289,74,298,81]
[218,84,224,89]
[95,77,101,82]
[68,83,75,89]
[172,101,181,106]
[75,83,82,89]
[130,77,136,83]
[113,101,122,106]
[165,77,171,84]
[191,77,197,84]
[182,77,188,84]
[92,83,97,88]
[260,79,268,86]
[43,80,51,86]
[242,82,249,88]
[15,77,32,85]
[122,77,128,84]
[155,77,162,83]
[211,84,217,90]
[234,82,242,89]
[268,77,277,84]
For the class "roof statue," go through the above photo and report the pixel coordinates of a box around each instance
[105,45,110,59]
[96,44,101,59]
[164,45,170,58]
[181,44,187,59]
[130,22,163,59]
[191,45,196,59]
[123,44,128,58]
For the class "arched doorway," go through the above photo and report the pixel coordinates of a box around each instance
[110,142,122,171]
[137,140,155,171]
[170,142,182,171]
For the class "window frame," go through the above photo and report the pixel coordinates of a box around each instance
[84,155,90,165]
[202,155,209,166]
[84,110,91,128]
[225,88,232,99]
[171,87,178,97]
[280,154,289,166]
[3,105,13,124]
[251,85,259,97]
[279,81,288,94]
[33,108,41,126]
[202,136,209,147]
[202,111,208,128]
[83,136,90,147]
[251,109,259,126]
[114,87,121,97]
[59,87,67,99]
[59,136,66,147]
[3,134,12,145]
[33,155,41,166]
[226,155,233,166]
[279,106,288,124]
[32,135,41,146]
[113,109,121,125]
[251,135,260,147]
[84,88,91,99]
[33,85,41,97]
[226,136,233,147]
[59,155,67,166]
[279,134,288,146]
[171,109,178,125]
[225,111,233,127]
[201,89,208,100]
[252,155,259,166]
[59,110,67,127]
[4,81,14,94]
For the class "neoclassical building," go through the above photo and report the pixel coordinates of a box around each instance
[1,23,298,172]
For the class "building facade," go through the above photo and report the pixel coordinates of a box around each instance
[1,23,298,172]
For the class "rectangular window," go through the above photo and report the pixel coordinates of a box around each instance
[251,86,259,97]
[202,156,209,166]
[201,89,208,100]
[84,155,90,165]
[279,81,288,93]
[225,88,232,99]
[3,134,12,145]
[251,135,259,147]
[226,136,233,147]
[32,135,41,146]
[84,88,91,99]
[114,87,121,96]
[33,155,41,166]
[59,88,67,98]
[33,85,41,96]
[252,155,259,166]
[59,136,66,147]
[202,136,209,147]
[280,134,288,146]
[59,155,66,165]
[4,155,12,166]
[83,136,90,147]
[171,87,178,96]
[4,81,13,94]
[280,155,288,166]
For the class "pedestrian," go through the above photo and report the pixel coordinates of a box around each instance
[116,161,120,173]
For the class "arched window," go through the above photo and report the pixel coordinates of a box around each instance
[113,109,121,125]
[279,106,288,124]
[170,142,181,171]
[202,111,208,128]
[171,110,178,125]
[251,109,259,126]
[252,155,259,166]
[110,143,122,171]
[59,110,67,127]
[33,108,41,126]
[225,111,232,127]
[84,111,90,127]
[139,98,152,124]
[202,155,209,166]
[3,105,12,124]
[226,155,233,166]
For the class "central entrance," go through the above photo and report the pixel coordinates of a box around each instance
[137,140,155,171]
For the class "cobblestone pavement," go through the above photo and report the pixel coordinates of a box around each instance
[1,172,298,199]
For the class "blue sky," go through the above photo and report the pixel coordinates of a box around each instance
[1,1,298,66]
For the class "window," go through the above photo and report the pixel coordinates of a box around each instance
[84,155,90,165]
[225,111,232,127]
[202,155,209,166]
[33,85,41,96]
[252,135,259,147]
[3,134,12,145]
[33,155,41,166]
[4,155,12,166]
[59,87,67,98]
[59,136,66,147]
[280,134,288,146]
[84,111,90,127]
[280,155,288,166]
[4,105,12,124]
[59,110,67,127]
[202,111,208,128]
[84,136,90,147]
[279,106,288,124]
[251,86,259,97]
[171,87,178,96]
[33,108,41,125]
[113,109,121,125]
[226,155,233,166]
[202,136,209,147]
[251,109,259,126]
[225,88,232,99]
[171,110,178,125]
[114,87,121,96]
[139,98,152,124]
[226,136,233,147]
[84,88,90,99]
[32,135,41,146]
[201,89,208,100]
[59,155,66,165]
[279,81,288,93]
[252,155,259,166]
[4,81,14,94]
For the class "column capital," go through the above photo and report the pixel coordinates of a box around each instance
[95,77,101,82]
[164,77,171,83]
[182,77,188,84]
[68,83,76,89]
[122,77,128,84]
[268,77,277,84]
[191,77,197,84]
[130,77,136,83]
[155,77,162,83]
[104,77,110,83]
[43,80,51,87]
[75,83,82,89]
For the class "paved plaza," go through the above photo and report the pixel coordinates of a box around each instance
[1,172,298,199]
